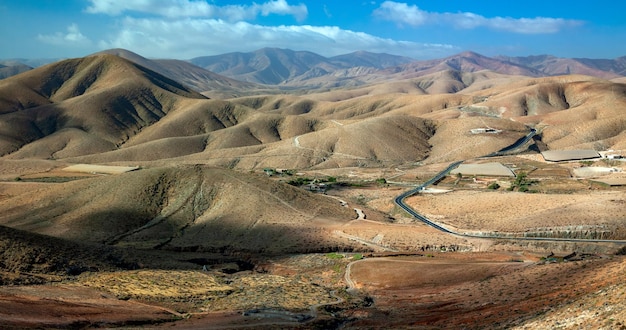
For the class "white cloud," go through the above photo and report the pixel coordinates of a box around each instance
[86,0,308,22]
[96,17,456,59]
[37,23,92,46]
[373,1,583,34]
[374,1,428,27]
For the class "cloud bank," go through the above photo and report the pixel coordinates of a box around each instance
[373,1,584,34]
[38,0,462,59]
[86,0,308,22]
[97,17,455,59]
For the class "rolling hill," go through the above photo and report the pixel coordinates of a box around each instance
[94,48,264,98]
[1,49,625,168]
[0,53,206,158]
[0,166,356,253]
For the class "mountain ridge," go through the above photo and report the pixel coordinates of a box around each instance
[3,48,625,93]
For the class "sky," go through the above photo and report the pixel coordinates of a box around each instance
[1,0,626,61]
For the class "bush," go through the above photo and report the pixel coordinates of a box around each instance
[487,182,500,190]
[326,252,344,259]
[510,172,537,193]
[287,177,312,186]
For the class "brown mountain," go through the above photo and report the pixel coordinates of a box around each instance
[0,63,32,79]
[387,51,543,79]
[190,47,414,85]
[0,53,206,158]
[328,50,416,69]
[190,47,335,84]
[496,54,625,79]
[4,49,626,92]
[1,50,625,168]
[94,48,263,97]
[189,49,626,90]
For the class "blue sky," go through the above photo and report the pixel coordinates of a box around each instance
[1,0,625,60]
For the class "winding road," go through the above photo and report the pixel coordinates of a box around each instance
[393,128,626,245]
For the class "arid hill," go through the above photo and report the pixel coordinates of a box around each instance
[464,75,626,150]
[497,54,626,79]
[95,48,264,98]
[0,224,141,284]
[0,166,356,254]
[0,54,206,158]
[2,51,625,168]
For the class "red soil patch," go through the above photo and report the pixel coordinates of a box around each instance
[345,253,626,329]
[0,285,178,328]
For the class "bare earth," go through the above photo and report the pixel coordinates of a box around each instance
[407,190,626,235]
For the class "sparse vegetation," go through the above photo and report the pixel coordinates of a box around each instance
[507,172,536,192]
[326,252,344,259]
[287,177,313,186]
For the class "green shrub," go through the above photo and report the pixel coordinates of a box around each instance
[287,177,312,186]
[487,182,500,190]
[326,252,344,259]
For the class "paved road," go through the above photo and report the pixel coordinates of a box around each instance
[394,160,463,235]
[393,128,626,245]
[486,128,536,157]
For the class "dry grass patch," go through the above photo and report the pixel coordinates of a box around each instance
[78,270,233,302]
[204,273,337,312]
[77,268,338,314]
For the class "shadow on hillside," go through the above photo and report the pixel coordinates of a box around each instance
[0,200,361,283]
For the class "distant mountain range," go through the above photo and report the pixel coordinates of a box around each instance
[0,62,32,79]
[1,48,625,165]
[189,48,416,85]
[2,49,625,93]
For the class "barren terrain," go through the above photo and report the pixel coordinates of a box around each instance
[0,49,625,328]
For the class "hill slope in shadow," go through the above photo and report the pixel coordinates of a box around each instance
[0,166,357,254]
